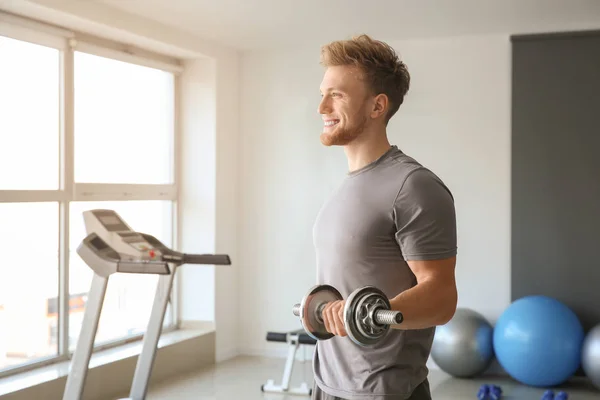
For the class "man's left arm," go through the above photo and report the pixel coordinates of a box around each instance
[389,256,457,330]
[390,168,459,330]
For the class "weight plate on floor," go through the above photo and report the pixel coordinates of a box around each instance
[299,285,343,340]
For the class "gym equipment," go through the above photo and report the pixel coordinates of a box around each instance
[582,323,600,390]
[488,385,502,400]
[293,285,343,341]
[541,390,555,400]
[292,285,403,347]
[62,209,231,400]
[477,384,502,400]
[477,384,489,400]
[541,390,569,400]
[431,308,494,378]
[493,295,584,387]
[261,329,316,396]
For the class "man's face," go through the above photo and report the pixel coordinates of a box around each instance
[318,65,373,146]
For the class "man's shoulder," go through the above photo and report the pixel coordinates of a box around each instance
[398,166,454,204]
[384,150,453,200]
[381,148,423,177]
[385,150,440,187]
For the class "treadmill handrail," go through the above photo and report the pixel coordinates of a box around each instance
[183,254,231,265]
[138,233,232,265]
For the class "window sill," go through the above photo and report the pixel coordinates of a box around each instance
[0,321,215,399]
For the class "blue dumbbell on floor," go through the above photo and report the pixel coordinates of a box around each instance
[541,390,555,400]
[477,384,489,399]
[489,385,502,400]
[541,390,569,400]
[477,384,502,399]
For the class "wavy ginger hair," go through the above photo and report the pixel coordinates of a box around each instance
[320,34,410,123]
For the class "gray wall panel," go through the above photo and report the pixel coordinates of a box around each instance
[511,30,600,333]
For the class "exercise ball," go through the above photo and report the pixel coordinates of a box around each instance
[582,323,600,390]
[431,308,494,378]
[493,295,584,387]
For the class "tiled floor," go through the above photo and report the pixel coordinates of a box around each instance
[146,355,600,400]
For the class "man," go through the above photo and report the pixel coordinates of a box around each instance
[312,34,458,400]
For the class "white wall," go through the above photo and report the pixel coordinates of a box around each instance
[178,52,240,361]
[238,35,512,360]
[387,35,512,322]
[179,58,217,322]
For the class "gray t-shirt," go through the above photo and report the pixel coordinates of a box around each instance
[312,145,457,400]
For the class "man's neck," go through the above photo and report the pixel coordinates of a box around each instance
[344,130,392,172]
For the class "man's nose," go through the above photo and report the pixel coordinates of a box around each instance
[318,96,331,114]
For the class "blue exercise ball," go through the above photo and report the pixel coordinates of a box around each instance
[493,295,584,387]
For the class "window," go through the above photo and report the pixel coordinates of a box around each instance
[74,52,175,184]
[0,203,59,370]
[0,16,180,376]
[0,36,60,190]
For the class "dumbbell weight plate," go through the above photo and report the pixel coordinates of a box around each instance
[344,286,392,347]
[299,285,343,341]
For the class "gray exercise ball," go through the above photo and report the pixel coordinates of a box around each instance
[431,308,494,378]
[582,323,600,390]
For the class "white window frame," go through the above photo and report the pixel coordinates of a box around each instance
[0,11,183,378]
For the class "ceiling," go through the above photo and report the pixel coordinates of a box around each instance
[96,0,600,51]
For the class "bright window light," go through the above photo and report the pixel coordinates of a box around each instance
[0,202,59,369]
[74,51,175,184]
[0,36,59,190]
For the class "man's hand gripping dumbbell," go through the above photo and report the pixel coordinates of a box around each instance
[292,285,403,347]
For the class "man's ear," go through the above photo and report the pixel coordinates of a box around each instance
[371,94,389,119]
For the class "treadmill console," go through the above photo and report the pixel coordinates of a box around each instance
[83,209,162,261]
[86,233,120,260]
[77,233,169,277]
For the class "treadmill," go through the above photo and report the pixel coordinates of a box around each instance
[62,209,231,400]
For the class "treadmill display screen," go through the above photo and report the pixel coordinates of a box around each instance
[99,215,129,232]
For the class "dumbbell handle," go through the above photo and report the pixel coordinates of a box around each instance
[293,303,325,322]
[292,303,402,325]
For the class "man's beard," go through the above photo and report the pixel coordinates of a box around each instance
[319,115,368,146]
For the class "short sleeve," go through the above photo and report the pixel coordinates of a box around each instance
[393,168,457,261]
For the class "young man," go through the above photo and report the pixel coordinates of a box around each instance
[312,35,458,400]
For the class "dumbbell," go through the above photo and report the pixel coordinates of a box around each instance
[292,285,403,347]
[478,384,502,399]
[541,390,568,400]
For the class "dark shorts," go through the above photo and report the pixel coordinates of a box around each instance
[312,378,431,400]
